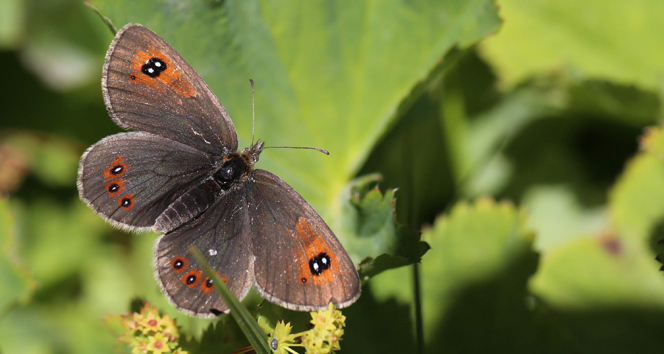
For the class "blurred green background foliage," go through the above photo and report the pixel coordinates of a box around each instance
[2,0,664,353]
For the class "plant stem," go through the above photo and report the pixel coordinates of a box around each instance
[413,261,425,354]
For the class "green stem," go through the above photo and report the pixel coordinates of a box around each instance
[401,125,425,354]
[412,261,425,354]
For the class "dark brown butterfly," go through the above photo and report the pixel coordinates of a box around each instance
[77,23,361,317]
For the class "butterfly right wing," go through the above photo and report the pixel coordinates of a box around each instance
[77,132,214,231]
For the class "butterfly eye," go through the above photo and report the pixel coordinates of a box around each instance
[270,338,278,351]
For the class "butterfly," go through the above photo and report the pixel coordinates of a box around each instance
[77,23,361,317]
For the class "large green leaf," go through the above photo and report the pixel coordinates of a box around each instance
[609,154,664,241]
[419,198,540,352]
[480,0,664,90]
[0,197,35,316]
[89,0,501,237]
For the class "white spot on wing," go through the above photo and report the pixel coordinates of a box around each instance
[209,249,218,256]
[190,127,211,144]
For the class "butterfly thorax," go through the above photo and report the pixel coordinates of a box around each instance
[214,140,264,189]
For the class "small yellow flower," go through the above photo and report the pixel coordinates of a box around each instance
[147,332,172,354]
[107,302,188,354]
[130,337,148,354]
[268,321,299,354]
[261,303,347,354]
[302,328,328,352]
[301,303,346,353]
[310,310,336,332]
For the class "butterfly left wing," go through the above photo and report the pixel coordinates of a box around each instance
[78,132,214,231]
[246,170,361,311]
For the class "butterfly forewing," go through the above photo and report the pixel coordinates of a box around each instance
[78,132,214,230]
[103,24,237,155]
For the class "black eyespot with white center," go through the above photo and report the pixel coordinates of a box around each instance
[108,183,119,193]
[309,252,332,276]
[121,198,132,208]
[141,57,167,78]
[205,278,214,288]
[319,253,331,270]
[186,274,197,285]
[173,259,184,270]
[110,165,124,175]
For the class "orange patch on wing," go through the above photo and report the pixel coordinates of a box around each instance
[130,48,197,98]
[294,218,339,285]
[106,179,124,197]
[182,269,203,288]
[104,156,127,179]
[200,272,228,294]
[118,194,135,210]
[171,257,188,273]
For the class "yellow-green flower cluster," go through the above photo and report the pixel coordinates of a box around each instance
[266,303,347,354]
[117,302,187,354]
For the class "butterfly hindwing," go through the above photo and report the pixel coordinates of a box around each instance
[246,170,361,311]
[154,187,254,317]
[103,23,238,155]
[77,132,214,231]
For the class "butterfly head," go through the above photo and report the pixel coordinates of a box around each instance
[242,139,265,165]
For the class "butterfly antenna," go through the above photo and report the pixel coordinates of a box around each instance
[264,145,330,155]
[248,79,329,155]
[250,79,256,147]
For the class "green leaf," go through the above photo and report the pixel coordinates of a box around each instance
[0,0,25,49]
[567,80,660,126]
[180,320,249,354]
[357,241,430,281]
[0,197,36,316]
[419,198,540,351]
[609,154,664,240]
[531,235,664,308]
[640,125,664,163]
[190,248,270,354]
[480,0,664,90]
[522,186,606,252]
[0,132,81,189]
[89,0,501,234]
[339,174,398,259]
